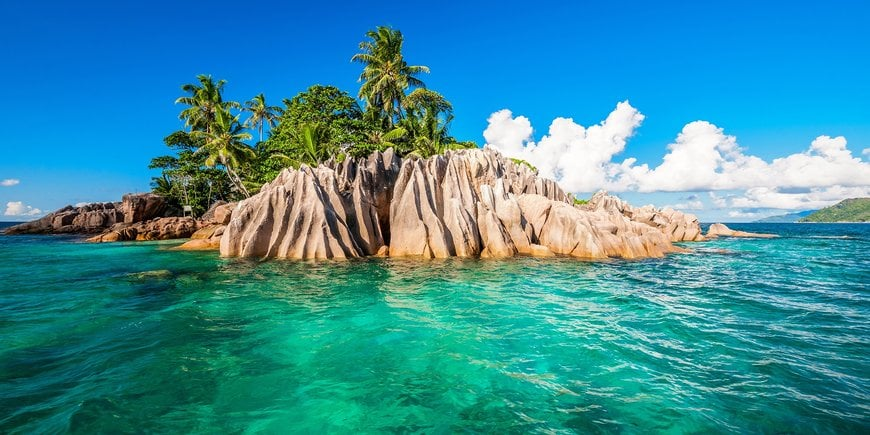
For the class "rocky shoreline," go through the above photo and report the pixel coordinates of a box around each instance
[3,148,774,259]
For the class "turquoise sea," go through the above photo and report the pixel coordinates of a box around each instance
[1,222,867,433]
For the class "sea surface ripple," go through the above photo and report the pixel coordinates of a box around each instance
[0,223,867,433]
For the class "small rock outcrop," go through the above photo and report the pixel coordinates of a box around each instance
[706,223,777,238]
[177,223,226,250]
[220,148,682,260]
[585,191,705,242]
[86,217,199,242]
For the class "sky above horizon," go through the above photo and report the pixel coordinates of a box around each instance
[1,0,869,222]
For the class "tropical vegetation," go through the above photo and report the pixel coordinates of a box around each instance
[150,26,476,216]
[798,198,870,222]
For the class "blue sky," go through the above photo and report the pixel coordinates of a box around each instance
[1,0,868,221]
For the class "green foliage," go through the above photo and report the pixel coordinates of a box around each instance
[190,108,255,197]
[283,123,340,168]
[510,158,537,172]
[260,85,373,179]
[149,131,233,216]
[151,28,479,206]
[398,88,475,157]
[798,198,870,222]
[573,197,589,206]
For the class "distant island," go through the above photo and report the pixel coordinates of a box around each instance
[755,210,816,223]
[798,198,870,223]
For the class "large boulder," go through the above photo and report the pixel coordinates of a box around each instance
[220,148,685,260]
[177,224,225,250]
[121,193,167,224]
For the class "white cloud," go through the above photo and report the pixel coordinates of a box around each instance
[708,192,728,208]
[484,101,644,192]
[485,103,870,213]
[75,202,90,208]
[728,210,762,219]
[1,179,20,187]
[729,186,870,210]
[4,201,42,217]
[667,200,704,210]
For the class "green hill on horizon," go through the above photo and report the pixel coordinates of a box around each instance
[798,198,870,223]
[755,210,816,223]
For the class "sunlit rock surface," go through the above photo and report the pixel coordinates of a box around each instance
[586,191,706,242]
[221,148,686,260]
[707,223,777,238]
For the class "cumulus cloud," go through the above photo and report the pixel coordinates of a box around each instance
[1,179,20,187]
[4,201,42,217]
[728,185,870,210]
[727,210,763,219]
[484,101,644,192]
[485,102,870,212]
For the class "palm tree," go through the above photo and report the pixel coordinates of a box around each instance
[351,26,429,128]
[176,74,240,134]
[191,108,254,198]
[243,93,283,143]
[366,127,407,150]
[400,89,470,157]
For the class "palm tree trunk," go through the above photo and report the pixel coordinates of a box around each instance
[225,164,250,198]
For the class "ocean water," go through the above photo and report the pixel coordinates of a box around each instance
[0,223,867,433]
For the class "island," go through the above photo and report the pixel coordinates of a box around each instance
[798,198,870,223]
[1,25,779,260]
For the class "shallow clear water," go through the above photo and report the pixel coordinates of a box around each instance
[1,223,868,433]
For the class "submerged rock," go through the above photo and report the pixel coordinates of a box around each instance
[221,148,685,260]
[706,223,777,238]
[125,269,173,280]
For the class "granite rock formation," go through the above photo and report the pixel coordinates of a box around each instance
[121,193,167,224]
[85,217,199,242]
[3,193,166,235]
[585,191,705,242]
[706,223,777,238]
[220,148,683,260]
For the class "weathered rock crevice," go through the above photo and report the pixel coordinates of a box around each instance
[220,148,702,260]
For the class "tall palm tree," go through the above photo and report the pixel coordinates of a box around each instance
[176,74,240,134]
[351,26,429,128]
[191,108,254,198]
[243,93,283,142]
